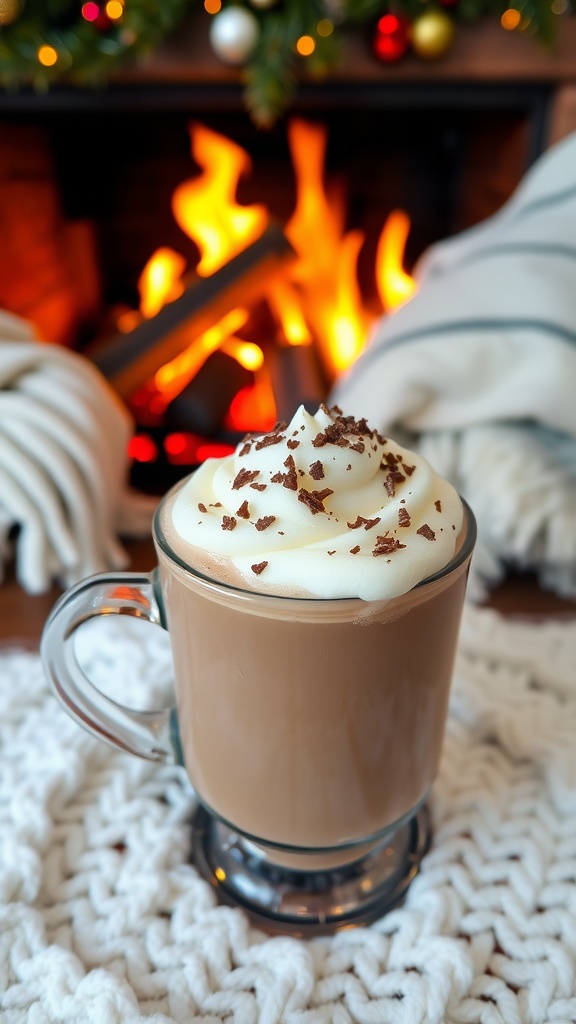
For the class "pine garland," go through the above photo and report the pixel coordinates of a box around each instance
[0,0,189,89]
[0,0,566,127]
[212,0,567,127]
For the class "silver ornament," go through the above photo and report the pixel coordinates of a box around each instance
[209,7,260,66]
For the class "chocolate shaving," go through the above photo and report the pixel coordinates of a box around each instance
[210,502,222,507]
[417,524,436,541]
[198,503,207,513]
[250,482,267,491]
[403,464,416,476]
[271,454,298,491]
[383,468,405,496]
[255,515,276,531]
[298,488,333,514]
[390,470,406,484]
[310,407,382,449]
[350,545,361,554]
[435,500,442,512]
[236,500,250,520]
[309,460,325,480]
[255,431,285,450]
[363,517,381,530]
[346,515,380,531]
[372,534,407,556]
[349,441,365,453]
[287,439,300,450]
[221,516,237,531]
[327,550,336,556]
[312,427,349,449]
[232,468,260,490]
[398,508,411,527]
[251,561,268,575]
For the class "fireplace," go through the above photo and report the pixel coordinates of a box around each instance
[0,72,558,492]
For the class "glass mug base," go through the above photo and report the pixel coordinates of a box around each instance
[189,801,431,936]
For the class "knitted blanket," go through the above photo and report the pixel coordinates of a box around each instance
[1,605,575,1024]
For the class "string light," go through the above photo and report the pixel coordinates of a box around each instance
[81,2,99,21]
[37,45,58,67]
[296,34,315,55]
[501,7,521,28]
[204,0,222,12]
[317,19,334,37]
[105,1,124,20]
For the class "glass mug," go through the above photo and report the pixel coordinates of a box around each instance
[41,478,476,935]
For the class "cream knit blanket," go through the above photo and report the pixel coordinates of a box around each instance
[1,604,575,1023]
[331,130,576,603]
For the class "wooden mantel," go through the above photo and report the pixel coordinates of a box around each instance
[112,14,576,144]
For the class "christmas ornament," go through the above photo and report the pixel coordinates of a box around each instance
[373,12,411,63]
[411,9,456,59]
[0,0,21,26]
[209,7,260,66]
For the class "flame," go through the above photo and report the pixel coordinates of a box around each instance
[171,122,268,276]
[281,118,372,376]
[138,246,186,319]
[153,306,249,399]
[375,210,417,311]
[267,279,312,346]
[221,339,264,371]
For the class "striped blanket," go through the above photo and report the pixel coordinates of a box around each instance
[332,130,576,601]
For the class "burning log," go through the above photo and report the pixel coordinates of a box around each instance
[89,221,295,399]
[268,342,328,423]
[165,350,252,437]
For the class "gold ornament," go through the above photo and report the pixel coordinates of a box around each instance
[0,0,22,26]
[411,9,456,60]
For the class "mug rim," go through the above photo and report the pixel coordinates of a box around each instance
[153,477,477,605]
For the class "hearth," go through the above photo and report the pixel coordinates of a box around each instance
[0,78,551,492]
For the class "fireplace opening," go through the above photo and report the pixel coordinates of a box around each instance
[0,82,550,492]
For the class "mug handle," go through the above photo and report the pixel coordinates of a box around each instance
[40,569,175,763]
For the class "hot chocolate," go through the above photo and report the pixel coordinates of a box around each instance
[153,404,473,859]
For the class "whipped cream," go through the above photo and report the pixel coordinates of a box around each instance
[170,405,464,600]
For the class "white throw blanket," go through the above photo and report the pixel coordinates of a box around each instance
[331,130,576,601]
[0,314,157,594]
[1,604,576,1022]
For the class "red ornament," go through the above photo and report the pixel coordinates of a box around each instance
[373,13,411,63]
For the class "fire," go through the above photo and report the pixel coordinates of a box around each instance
[153,306,250,400]
[376,210,418,311]
[278,118,371,377]
[172,122,268,275]
[134,117,417,443]
[138,247,185,319]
